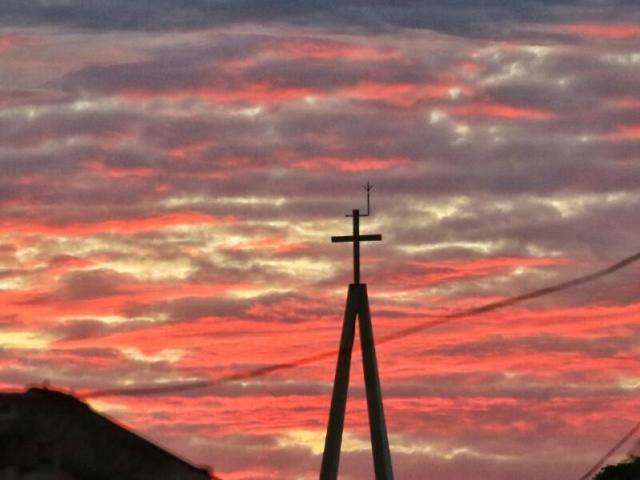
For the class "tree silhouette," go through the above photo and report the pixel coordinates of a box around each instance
[595,456,640,479]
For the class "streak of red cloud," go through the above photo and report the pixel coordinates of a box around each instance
[46,255,100,276]
[560,23,640,40]
[119,80,464,109]
[606,125,640,140]
[0,212,234,236]
[120,84,316,104]
[168,142,211,160]
[342,81,466,107]
[144,282,255,299]
[227,235,308,254]
[612,97,640,109]
[450,102,556,120]
[388,256,569,288]
[81,249,640,399]
[0,36,16,53]
[456,61,483,77]
[292,156,412,172]
[209,469,272,480]
[196,171,230,180]
[279,40,399,60]
[11,281,256,331]
[87,160,158,178]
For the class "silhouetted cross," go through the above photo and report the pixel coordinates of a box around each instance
[331,208,382,284]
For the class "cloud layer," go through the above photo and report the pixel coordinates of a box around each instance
[1,3,640,479]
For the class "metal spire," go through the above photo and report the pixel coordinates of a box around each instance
[321,184,394,480]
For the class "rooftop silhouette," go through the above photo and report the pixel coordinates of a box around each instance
[0,387,212,480]
[594,456,640,479]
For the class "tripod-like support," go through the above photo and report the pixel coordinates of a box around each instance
[319,283,394,480]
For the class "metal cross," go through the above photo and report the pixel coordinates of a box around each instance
[331,184,382,284]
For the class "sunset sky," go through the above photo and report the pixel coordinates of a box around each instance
[2,1,640,479]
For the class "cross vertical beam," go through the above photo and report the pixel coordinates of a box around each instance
[353,209,360,285]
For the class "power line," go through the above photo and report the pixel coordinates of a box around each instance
[577,420,640,480]
[83,250,640,398]
[378,250,640,344]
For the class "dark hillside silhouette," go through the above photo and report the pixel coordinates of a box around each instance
[595,456,640,479]
[0,387,211,479]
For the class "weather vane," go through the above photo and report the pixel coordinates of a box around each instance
[357,180,373,217]
[321,182,394,480]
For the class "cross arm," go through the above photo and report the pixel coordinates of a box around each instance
[361,234,382,242]
[331,235,353,243]
[331,234,382,243]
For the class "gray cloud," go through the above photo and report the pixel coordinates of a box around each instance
[2,1,640,39]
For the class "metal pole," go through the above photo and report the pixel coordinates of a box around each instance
[358,284,394,480]
[320,285,359,480]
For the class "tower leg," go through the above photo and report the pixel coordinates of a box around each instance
[320,285,359,480]
[357,285,394,480]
